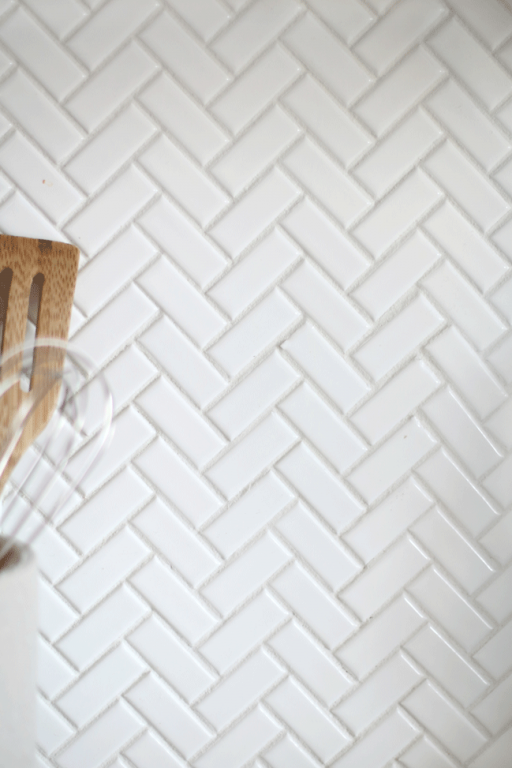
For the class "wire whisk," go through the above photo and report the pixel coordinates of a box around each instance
[0,338,113,562]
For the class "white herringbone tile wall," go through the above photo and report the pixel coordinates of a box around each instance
[2,0,512,765]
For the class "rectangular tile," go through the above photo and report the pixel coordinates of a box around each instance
[422,389,502,478]
[24,0,87,38]
[343,478,432,563]
[130,558,217,644]
[58,529,150,613]
[213,0,300,72]
[470,728,512,768]
[199,591,288,673]
[280,383,366,472]
[348,418,436,503]
[450,0,512,49]
[354,110,442,198]
[132,497,220,588]
[352,230,441,320]
[0,69,83,163]
[341,536,429,621]
[429,17,512,110]
[265,733,327,768]
[65,105,156,195]
[65,406,155,495]
[59,469,152,555]
[488,334,512,384]
[56,644,145,728]
[332,709,418,768]
[335,654,422,735]
[472,672,512,734]
[208,289,300,376]
[412,508,494,593]
[423,201,508,292]
[139,135,228,227]
[141,11,230,103]
[140,317,226,409]
[74,226,156,317]
[210,44,301,134]
[211,107,300,197]
[195,707,281,768]
[68,0,158,69]
[282,199,369,290]
[409,567,492,652]
[355,47,445,135]
[208,351,299,440]
[427,327,507,419]
[137,377,225,468]
[282,74,373,167]
[402,736,459,768]
[57,586,148,670]
[135,438,222,527]
[56,701,144,768]
[66,166,157,256]
[353,170,442,258]
[137,255,226,348]
[196,650,285,731]
[424,141,508,232]
[284,12,374,105]
[354,0,446,75]
[474,619,512,679]
[40,577,79,643]
[351,360,440,444]
[206,413,298,499]
[128,614,216,703]
[203,473,293,558]
[278,443,364,533]
[427,80,511,172]
[139,72,228,165]
[277,503,361,590]
[416,449,498,537]
[208,229,300,320]
[66,42,158,131]
[72,281,157,364]
[266,678,349,763]
[478,563,512,623]
[485,394,512,451]
[210,169,300,258]
[282,323,369,413]
[0,132,83,224]
[166,0,230,42]
[337,595,425,679]
[269,621,353,706]
[273,563,357,648]
[284,261,369,351]
[307,0,374,44]
[403,682,486,763]
[406,625,489,707]
[125,675,212,760]
[139,196,227,289]
[201,532,291,615]
[0,7,84,101]
[282,138,371,227]
[423,262,506,350]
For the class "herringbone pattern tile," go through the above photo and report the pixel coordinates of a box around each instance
[1,0,512,765]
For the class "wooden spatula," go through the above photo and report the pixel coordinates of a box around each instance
[0,235,79,495]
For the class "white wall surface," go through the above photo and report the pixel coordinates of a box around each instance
[1,0,512,765]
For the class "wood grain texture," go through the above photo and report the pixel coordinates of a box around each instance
[0,236,79,494]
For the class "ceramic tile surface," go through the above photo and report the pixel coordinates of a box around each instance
[2,0,512,765]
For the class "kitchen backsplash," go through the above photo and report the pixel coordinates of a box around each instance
[1,0,512,766]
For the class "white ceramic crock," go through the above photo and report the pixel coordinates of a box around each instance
[0,538,37,768]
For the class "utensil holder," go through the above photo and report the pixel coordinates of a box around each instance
[0,537,37,768]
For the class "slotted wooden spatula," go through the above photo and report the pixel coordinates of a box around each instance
[0,235,79,495]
